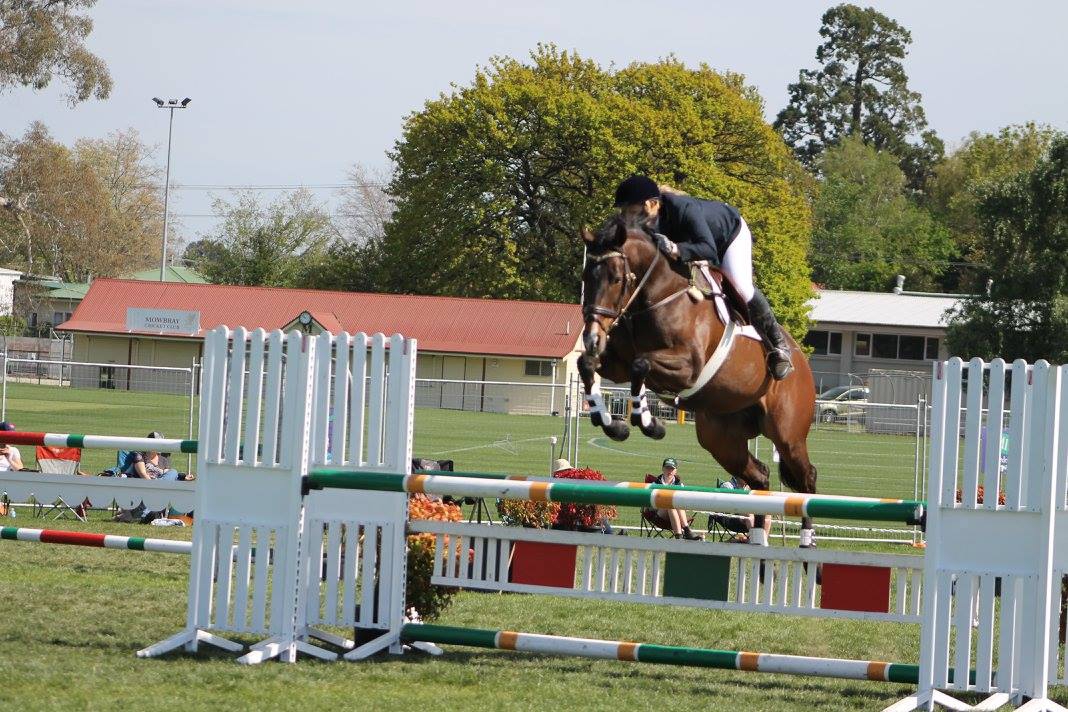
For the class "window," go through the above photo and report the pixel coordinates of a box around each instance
[524,360,553,377]
[803,330,843,356]
[854,333,872,357]
[855,333,939,360]
[873,334,898,358]
[925,338,940,360]
[898,335,925,360]
[803,330,828,355]
[53,311,72,326]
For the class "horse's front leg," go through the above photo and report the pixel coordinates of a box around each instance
[578,353,630,441]
[630,357,666,439]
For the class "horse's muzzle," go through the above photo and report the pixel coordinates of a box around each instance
[582,321,605,361]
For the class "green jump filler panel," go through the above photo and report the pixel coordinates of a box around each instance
[663,552,731,601]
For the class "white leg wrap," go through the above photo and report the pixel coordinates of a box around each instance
[586,383,611,423]
[631,386,652,427]
[749,526,768,547]
[799,528,815,548]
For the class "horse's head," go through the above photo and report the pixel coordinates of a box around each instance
[580,215,659,364]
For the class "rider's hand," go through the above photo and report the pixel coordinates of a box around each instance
[654,232,679,259]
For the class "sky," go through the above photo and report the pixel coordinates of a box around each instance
[4,0,1068,243]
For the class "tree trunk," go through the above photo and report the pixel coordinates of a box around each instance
[851,60,865,134]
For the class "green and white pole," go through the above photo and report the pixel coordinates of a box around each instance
[307,471,924,524]
[401,623,940,684]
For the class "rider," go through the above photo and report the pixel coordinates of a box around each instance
[613,175,794,380]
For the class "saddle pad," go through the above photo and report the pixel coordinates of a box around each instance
[697,264,761,342]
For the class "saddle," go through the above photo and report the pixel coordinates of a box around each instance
[688,262,753,328]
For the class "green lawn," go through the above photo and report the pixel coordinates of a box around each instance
[0,516,925,712]
[0,384,980,711]
[2,514,1051,711]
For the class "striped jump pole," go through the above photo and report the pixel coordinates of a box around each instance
[417,469,927,508]
[0,431,198,454]
[0,526,191,555]
[401,624,949,684]
[307,471,924,524]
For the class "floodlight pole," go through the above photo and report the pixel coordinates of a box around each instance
[154,98,190,282]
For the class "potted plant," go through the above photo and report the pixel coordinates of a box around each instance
[406,495,465,620]
[551,466,618,532]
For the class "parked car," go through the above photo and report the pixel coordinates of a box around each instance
[815,386,870,423]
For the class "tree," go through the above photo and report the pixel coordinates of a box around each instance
[927,123,1059,290]
[304,164,394,293]
[380,46,813,335]
[0,122,162,279]
[775,4,942,191]
[188,190,335,287]
[945,137,1068,362]
[811,136,952,291]
[0,0,112,105]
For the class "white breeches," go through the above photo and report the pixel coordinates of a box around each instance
[721,218,755,304]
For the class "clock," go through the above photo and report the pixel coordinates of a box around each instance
[298,311,313,327]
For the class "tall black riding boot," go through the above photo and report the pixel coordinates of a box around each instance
[747,290,794,380]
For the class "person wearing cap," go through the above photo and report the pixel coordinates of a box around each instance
[551,458,572,475]
[613,175,794,381]
[653,457,700,540]
[129,431,180,481]
[0,421,23,471]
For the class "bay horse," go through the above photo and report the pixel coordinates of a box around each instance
[578,216,819,545]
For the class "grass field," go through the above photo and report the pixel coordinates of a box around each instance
[0,383,989,711]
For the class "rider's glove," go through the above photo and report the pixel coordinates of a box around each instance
[654,232,680,259]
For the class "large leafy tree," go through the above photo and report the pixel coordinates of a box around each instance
[380,46,813,335]
[811,137,951,291]
[0,122,162,279]
[188,190,335,287]
[0,0,112,105]
[927,123,1058,290]
[775,4,942,191]
[945,137,1068,362]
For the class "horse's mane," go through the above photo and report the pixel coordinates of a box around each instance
[589,214,653,255]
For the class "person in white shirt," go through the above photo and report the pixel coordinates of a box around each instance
[0,421,23,471]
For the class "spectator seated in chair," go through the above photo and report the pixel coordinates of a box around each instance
[129,432,184,481]
[645,458,701,540]
[709,475,772,543]
[0,421,24,471]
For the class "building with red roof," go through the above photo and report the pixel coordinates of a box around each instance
[59,279,584,415]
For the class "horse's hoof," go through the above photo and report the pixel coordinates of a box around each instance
[604,420,630,441]
[641,419,666,440]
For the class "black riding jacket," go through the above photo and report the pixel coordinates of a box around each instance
[655,193,743,267]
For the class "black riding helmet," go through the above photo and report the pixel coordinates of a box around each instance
[614,175,660,207]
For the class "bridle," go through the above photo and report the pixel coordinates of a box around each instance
[582,239,667,329]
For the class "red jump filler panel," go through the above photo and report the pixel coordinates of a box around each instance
[820,563,892,613]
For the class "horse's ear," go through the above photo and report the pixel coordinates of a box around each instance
[581,227,596,244]
[613,221,627,246]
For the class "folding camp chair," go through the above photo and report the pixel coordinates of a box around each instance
[638,474,695,537]
[34,445,89,522]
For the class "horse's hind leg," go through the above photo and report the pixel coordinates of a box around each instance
[629,357,666,440]
[695,411,772,545]
[770,438,819,548]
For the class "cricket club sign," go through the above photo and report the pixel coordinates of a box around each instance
[125,308,201,335]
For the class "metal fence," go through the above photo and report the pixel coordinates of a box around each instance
[0,357,199,476]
